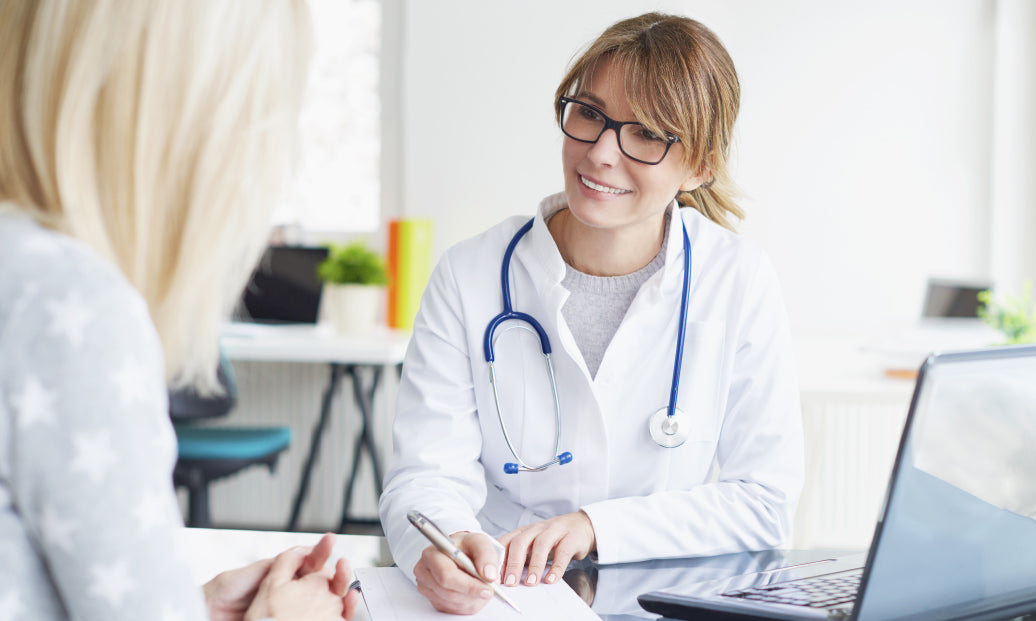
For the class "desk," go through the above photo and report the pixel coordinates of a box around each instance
[221,323,410,532]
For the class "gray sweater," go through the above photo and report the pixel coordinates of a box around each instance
[560,214,668,378]
[0,209,208,620]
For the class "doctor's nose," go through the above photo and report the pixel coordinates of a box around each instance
[587,128,622,167]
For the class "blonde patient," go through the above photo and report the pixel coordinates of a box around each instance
[0,1,359,619]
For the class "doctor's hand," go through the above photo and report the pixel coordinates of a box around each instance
[498,510,597,588]
[413,532,501,615]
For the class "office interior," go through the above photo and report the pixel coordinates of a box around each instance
[183,0,1036,560]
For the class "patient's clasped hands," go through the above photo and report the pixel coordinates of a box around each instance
[205,533,361,621]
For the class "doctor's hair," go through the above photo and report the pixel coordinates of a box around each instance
[554,12,743,231]
[0,0,312,392]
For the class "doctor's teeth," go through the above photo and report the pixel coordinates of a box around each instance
[581,176,630,194]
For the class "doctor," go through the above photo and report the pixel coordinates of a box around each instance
[379,12,803,615]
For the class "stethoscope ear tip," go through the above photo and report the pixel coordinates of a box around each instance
[504,463,520,474]
[558,452,573,465]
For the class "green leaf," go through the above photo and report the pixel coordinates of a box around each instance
[316,241,389,285]
[977,281,1036,345]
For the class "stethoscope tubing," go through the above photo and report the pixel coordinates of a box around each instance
[485,211,692,472]
[667,223,692,420]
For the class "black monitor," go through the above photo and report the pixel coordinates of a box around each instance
[236,246,328,324]
[922,278,991,319]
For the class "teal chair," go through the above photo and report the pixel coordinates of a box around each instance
[171,355,291,528]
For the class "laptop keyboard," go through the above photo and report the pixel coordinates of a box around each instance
[722,568,862,609]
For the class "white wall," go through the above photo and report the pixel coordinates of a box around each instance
[397,0,1009,329]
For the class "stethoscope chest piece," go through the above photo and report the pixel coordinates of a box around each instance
[649,407,690,448]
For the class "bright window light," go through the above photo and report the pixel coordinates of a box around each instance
[275,0,381,234]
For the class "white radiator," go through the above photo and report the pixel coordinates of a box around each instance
[792,391,912,549]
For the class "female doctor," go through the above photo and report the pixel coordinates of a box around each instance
[379,12,803,615]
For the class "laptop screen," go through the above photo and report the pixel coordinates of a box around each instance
[236,246,328,324]
[857,346,1036,620]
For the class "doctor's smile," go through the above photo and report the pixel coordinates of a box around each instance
[579,174,631,195]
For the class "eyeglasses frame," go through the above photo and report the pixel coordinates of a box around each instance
[558,96,681,165]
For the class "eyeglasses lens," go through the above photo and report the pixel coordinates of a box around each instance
[561,100,669,165]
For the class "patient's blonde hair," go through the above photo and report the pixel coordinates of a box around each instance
[0,0,312,391]
[555,12,743,230]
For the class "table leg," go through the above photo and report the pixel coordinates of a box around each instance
[286,363,344,531]
[337,365,385,532]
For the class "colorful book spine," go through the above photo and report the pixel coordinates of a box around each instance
[388,219,434,330]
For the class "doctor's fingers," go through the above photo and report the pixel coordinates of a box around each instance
[456,532,504,582]
[413,552,493,615]
[501,512,597,586]
[520,521,586,586]
[499,526,535,587]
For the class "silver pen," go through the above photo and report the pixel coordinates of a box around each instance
[406,510,522,613]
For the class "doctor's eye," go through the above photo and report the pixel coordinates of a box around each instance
[632,126,670,144]
[577,103,604,122]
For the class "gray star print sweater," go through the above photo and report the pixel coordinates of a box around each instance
[0,209,209,620]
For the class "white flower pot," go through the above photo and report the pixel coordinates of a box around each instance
[323,284,383,334]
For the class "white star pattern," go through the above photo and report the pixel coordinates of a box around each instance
[0,589,25,621]
[133,489,172,534]
[70,430,118,485]
[39,506,77,553]
[46,291,93,348]
[12,376,56,429]
[88,558,136,608]
[112,357,154,407]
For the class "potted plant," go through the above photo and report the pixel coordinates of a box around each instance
[317,241,389,333]
[977,281,1036,345]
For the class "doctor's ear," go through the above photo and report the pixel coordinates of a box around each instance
[680,163,714,193]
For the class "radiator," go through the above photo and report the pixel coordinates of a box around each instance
[792,391,913,549]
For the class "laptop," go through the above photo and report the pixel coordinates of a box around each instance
[236,245,328,324]
[639,345,1036,621]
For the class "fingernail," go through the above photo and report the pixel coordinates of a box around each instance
[545,573,557,584]
[484,565,498,581]
[505,574,517,586]
[526,574,537,586]
[479,589,492,599]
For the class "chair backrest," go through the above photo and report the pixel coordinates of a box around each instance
[169,353,238,421]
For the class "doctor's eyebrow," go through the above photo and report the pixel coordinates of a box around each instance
[574,91,607,109]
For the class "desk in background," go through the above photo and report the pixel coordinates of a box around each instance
[221,323,410,532]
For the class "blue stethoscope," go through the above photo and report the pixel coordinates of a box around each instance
[484,213,693,474]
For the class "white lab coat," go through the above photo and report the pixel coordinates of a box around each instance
[380,193,804,580]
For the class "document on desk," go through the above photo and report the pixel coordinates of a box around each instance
[355,566,602,620]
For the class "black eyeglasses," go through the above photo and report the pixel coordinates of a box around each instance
[558,96,681,165]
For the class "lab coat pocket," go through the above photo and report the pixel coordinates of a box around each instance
[660,320,727,488]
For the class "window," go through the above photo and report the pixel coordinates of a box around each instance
[274,0,381,235]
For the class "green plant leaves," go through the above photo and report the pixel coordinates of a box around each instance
[316,242,389,286]
[978,281,1036,345]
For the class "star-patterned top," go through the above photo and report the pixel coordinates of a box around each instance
[0,210,210,620]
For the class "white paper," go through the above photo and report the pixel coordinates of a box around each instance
[355,566,602,620]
